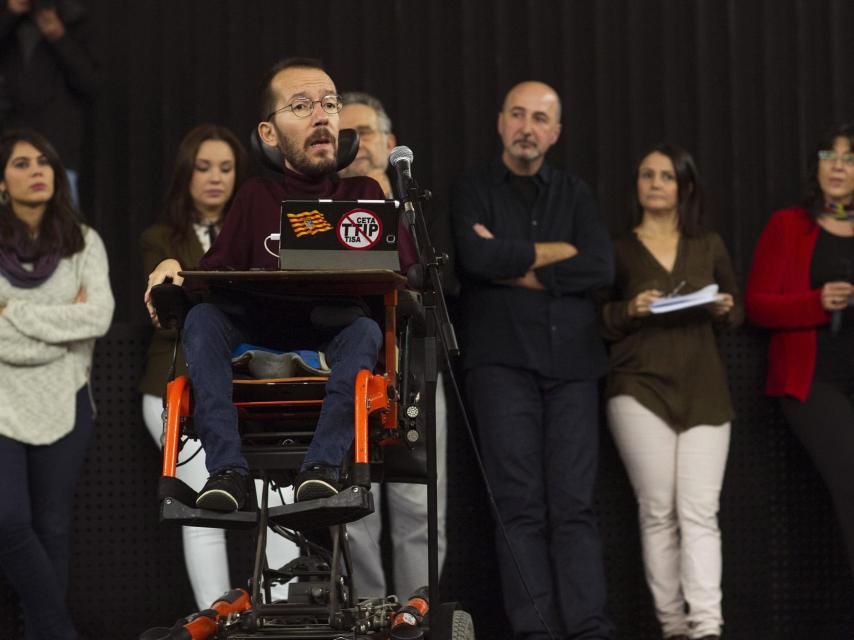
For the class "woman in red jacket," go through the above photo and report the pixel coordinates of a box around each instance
[746,123,854,576]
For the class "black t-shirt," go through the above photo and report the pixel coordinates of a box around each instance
[810,228,854,386]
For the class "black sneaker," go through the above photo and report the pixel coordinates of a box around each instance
[294,464,339,502]
[196,468,248,512]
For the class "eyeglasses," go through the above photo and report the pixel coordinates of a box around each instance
[267,94,343,120]
[818,150,854,166]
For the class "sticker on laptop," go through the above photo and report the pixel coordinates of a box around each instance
[287,210,333,237]
[336,208,383,250]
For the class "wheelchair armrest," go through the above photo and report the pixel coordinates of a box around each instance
[151,282,191,330]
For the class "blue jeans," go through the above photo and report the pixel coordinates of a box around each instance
[0,386,92,640]
[466,366,614,640]
[182,302,382,476]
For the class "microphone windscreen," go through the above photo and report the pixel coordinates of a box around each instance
[389,145,414,168]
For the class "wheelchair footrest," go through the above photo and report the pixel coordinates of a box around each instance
[158,476,198,506]
[267,485,373,531]
[159,495,259,530]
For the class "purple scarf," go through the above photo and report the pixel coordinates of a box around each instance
[0,248,60,288]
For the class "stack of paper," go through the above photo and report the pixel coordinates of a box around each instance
[650,284,719,314]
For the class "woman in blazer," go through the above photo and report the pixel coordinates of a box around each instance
[139,124,252,609]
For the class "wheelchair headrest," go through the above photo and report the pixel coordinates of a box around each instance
[250,127,361,174]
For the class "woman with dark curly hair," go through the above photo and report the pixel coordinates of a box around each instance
[746,123,854,578]
[0,129,114,639]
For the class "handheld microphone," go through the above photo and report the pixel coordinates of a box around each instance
[389,145,414,198]
[833,257,851,336]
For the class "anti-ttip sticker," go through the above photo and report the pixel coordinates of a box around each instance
[336,208,382,250]
[287,210,333,237]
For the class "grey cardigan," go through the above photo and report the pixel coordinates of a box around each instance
[0,225,114,444]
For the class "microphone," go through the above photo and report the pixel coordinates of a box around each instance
[833,258,852,335]
[389,145,414,198]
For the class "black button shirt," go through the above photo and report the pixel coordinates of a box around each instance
[450,159,614,380]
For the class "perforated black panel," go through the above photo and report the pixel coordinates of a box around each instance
[70,324,197,638]
[1,325,852,640]
[0,324,196,640]
[442,328,854,640]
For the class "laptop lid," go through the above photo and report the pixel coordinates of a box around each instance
[280,199,401,271]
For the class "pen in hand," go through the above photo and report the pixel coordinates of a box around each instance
[666,280,686,298]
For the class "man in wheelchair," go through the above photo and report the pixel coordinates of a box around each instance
[143,57,416,513]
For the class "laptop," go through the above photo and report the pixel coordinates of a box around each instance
[279,199,402,271]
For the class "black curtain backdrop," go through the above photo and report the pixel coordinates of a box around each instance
[4,1,854,639]
[85,0,854,323]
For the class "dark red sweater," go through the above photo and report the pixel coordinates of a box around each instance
[745,207,830,400]
[199,168,416,271]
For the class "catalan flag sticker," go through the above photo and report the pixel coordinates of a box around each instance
[287,210,334,237]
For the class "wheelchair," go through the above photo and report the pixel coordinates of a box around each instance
[140,130,474,640]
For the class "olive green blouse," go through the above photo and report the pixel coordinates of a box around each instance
[597,231,743,431]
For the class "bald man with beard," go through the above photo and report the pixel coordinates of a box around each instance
[450,81,615,640]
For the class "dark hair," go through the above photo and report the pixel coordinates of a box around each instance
[803,122,854,218]
[0,129,83,258]
[631,142,705,237]
[160,124,248,251]
[259,57,327,121]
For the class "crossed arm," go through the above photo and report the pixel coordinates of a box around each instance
[470,222,576,290]
[451,178,613,294]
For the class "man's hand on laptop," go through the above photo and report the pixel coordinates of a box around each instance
[144,259,183,328]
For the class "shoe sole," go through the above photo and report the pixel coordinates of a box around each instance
[196,488,240,512]
[295,479,338,502]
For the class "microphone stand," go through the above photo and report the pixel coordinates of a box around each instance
[401,176,458,613]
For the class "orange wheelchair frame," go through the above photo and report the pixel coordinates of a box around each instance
[160,288,401,487]
[144,273,471,639]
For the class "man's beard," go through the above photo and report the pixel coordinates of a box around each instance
[276,124,338,177]
[509,135,541,162]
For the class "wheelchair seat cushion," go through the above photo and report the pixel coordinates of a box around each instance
[231,345,331,379]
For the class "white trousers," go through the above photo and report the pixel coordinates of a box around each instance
[346,372,448,599]
[142,394,298,609]
[607,395,730,639]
